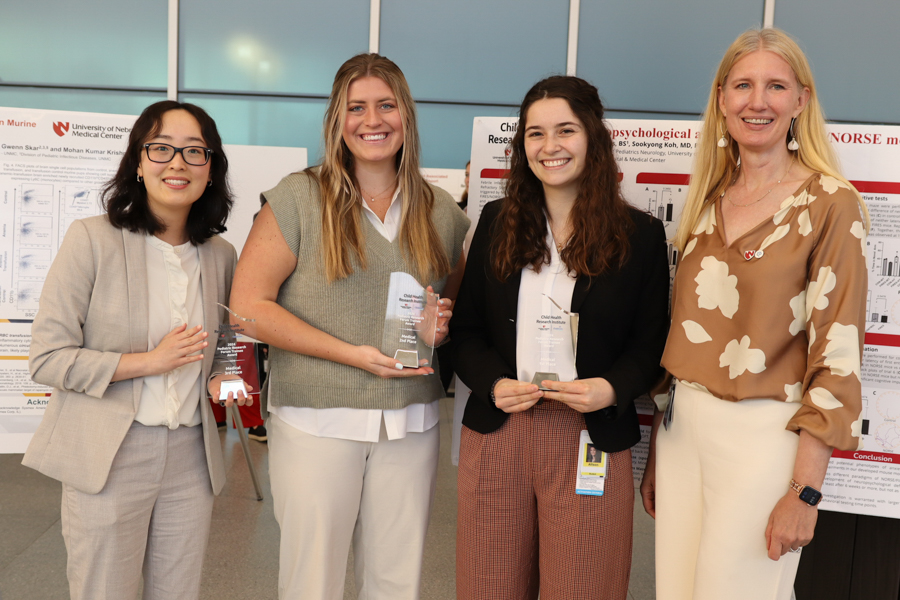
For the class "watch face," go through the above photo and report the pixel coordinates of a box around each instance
[799,486,823,506]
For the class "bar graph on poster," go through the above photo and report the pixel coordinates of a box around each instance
[455,117,900,519]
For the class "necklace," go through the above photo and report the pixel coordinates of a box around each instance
[359,179,397,203]
[724,156,795,208]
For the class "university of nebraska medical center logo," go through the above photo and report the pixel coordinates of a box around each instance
[53,121,70,137]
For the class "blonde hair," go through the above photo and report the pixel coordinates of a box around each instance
[674,28,869,252]
[312,53,451,282]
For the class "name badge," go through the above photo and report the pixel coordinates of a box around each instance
[576,430,607,496]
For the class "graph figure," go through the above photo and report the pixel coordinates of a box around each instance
[16,248,52,278]
[17,216,53,245]
[65,186,99,214]
[871,241,900,278]
[19,183,54,213]
[15,283,43,311]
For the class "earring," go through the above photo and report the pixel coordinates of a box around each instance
[207,180,213,187]
[788,118,799,151]
[717,116,728,148]
[137,174,143,183]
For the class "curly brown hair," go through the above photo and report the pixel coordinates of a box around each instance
[491,76,632,282]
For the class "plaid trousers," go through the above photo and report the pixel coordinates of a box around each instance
[457,399,633,600]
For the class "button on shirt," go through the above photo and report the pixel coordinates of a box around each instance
[269,188,441,442]
[134,236,204,429]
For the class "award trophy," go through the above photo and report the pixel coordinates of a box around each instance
[381,272,440,369]
[531,294,579,391]
[214,304,261,398]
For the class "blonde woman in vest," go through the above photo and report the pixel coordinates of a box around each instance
[230,53,469,600]
[640,29,868,599]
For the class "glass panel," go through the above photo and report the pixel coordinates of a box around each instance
[0,1,166,88]
[416,103,518,169]
[179,95,327,161]
[578,0,765,114]
[0,88,166,117]
[381,0,569,104]
[776,0,900,123]
[180,0,369,95]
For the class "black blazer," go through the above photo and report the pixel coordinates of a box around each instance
[451,199,670,453]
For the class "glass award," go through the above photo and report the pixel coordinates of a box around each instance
[530,294,579,391]
[213,304,261,398]
[381,272,440,369]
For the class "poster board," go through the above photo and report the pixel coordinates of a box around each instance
[457,115,900,519]
[0,106,305,452]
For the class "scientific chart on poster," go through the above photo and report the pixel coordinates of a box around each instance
[0,106,305,453]
[456,117,900,518]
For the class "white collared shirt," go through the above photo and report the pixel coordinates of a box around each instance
[134,236,204,429]
[269,188,441,442]
[516,227,579,385]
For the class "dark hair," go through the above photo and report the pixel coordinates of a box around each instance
[102,100,233,244]
[491,76,632,281]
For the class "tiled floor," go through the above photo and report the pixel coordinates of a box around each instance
[0,398,656,599]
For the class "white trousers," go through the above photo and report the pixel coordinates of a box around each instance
[655,382,803,600]
[61,423,214,600]
[268,412,439,600]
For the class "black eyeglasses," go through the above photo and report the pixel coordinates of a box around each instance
[143,143,213,166]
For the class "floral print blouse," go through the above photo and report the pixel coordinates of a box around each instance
[662,174,867,451]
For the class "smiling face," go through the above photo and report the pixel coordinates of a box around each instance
[136,109,211,226]
[718,50,810,156]
[341,76,404,169]
[523,97,588,199]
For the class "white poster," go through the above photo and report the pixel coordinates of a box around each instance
[455,116,900,518]
[818,123,900,518]
[0,106,305,453]
[453,117,698,470]
[421,167,467,204]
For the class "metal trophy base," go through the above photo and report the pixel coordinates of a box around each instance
[394,349,421,369]
[532,372,559,391]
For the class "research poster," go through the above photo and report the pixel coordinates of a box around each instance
[0,106,305,453]
[454,117,697,471]
[457,116,900,518]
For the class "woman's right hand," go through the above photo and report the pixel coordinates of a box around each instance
[354,345,435,378]
[493,379,543,413]
[147,324,208,375]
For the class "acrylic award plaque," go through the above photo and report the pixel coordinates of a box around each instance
[213,304,261,397]
[381,272,440,369]
[530,295,579,391]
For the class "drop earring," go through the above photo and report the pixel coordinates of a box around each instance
[717,116,728,148]
[788,117,800,151]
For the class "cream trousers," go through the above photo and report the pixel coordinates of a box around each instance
[268,412,439,600]
[655,382,803,600]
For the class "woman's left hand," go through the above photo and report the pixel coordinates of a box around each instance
[540,377,616,413]
[420,286,452,347]
[765,492,817,560]
[207,374,254,408]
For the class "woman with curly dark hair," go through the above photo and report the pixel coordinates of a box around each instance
[451,75,670,599]
[23,100,249,600]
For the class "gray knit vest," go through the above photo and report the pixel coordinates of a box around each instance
[261,172,469,412]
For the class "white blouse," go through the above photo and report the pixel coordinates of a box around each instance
[269,188,441,442]
[516,228,578,384]
[134,235,204,429]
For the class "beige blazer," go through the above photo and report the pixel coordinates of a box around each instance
[22,215,236,495]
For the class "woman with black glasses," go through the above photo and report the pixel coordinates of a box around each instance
[23,100,249,600]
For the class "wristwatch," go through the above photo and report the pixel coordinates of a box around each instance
[790,479,823,507]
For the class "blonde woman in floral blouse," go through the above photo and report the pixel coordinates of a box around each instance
[640,28,869,600]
